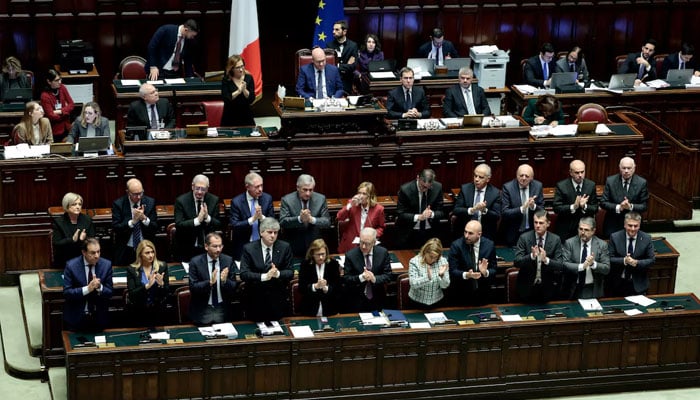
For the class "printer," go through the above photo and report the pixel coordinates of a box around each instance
[470,45,510,89]
[57,40,95,72]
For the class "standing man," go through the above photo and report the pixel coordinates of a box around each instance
[416,28,459,66]
[279,174,331,257]
[448,220,497,306]
[661,42,700,79]
[342,227,392,312]
[442,67,492,117]
[608,212,655,297]
[296,47,345,99]
[328,20,358,95]
[146,19,199,80]
[501,164,544,247]
[174,174,222,262]
[63,238,113,332]
[229,171,274,260]
[452,163,501,241]
[561,217,610,300]
[552,160,599,240]
[524,43,557,88]
[188,232,237,325]
[112,178,158,266]
[240,218,294,322]
[514,210,564,303]
[396,169,445,249]
[126,83,176,131]
[385,67,431,119]
[618,39,657,83]
[600,157,648,238]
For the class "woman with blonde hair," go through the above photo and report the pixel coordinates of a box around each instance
[221,54,256,126]
[336,181,386,253]
[67,102,113,153]
[11,101,53,145]
[298,239,341,316]
[408,238,450,309]
[51,192,95,268]
[126,239,169,326]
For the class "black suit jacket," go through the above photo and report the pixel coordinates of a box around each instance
[396,180,445,245]
[240,240,294,321]
[600,174,648,238]
[524,55,557,87]
[447,236,497,304]
[452,183,501,241]
[126,98,176,129]
[188,253,237,325]
[661,52,700,79]
[328,38,359,93]
[111,194,159,266]
[146,24,196,77]
[385,85,431,119]
[125,261,169,308]
[552,178,599,240]
[342,245,392,312]
[174,191,222,261]
[500,178,545,246]
[442,84,491,117]
[298,259,342,316]
[63,256,113,330]
[514,231,564,303]
[608,229,655,294]
[618,52,657,81]
[416,40,459,59]
[229,192,274,260]
[52,213,95,268]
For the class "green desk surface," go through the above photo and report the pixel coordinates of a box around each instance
[608,124,637,136]
[113,78,219,93]
[44,263,188,288]
[0,103,25,112]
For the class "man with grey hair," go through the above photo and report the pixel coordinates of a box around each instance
[174,174,222,261]
[453,163,501,241]
[442,67,491,117]
[608,212,654,296]
[126,82,175,131]
[230,171,274,260]
[342,227,392,312]
[279,174,330,257]
[396,169,445,249]
[561,216,609,299]
[601,157,648,238]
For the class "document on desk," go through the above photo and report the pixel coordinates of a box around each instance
[120,79,141,86]
[164,78,186,85]
[256,321,284,335]
[150,331,171,340]
[424,312,448,324]
[500,314,523,322]
[290,325,314,338]
[146,80,164,85]
[625,295,656,307]
[578,298,603,311]
[113,277,127,284]
[596,124,612,134]
[390,262,404,271]
[181,262,190,273]
[359,312,388,326]
[624,309,643,316]
[409,322,432,329]
[513,84,538,94]
[370,71,396,79]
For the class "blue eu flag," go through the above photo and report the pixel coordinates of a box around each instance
[312,0,345,48]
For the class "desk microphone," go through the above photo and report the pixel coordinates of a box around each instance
[525,306,570,319]
[601,303,637,314]
[466,312,499,322]
[107,329,150,339]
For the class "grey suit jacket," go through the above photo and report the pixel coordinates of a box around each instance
[501,178,545,246]
[562,235,610,299]
[600,174,648,238]
[279,191,330,256]
[554,57,590,82]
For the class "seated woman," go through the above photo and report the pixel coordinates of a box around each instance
[126,239,169,327]
[522,94,565,126]
[52,192,95,268]
[221,54,255,126]
[354,34,385,94]
[67,102,114,154]
[40,68,75,142]
[298,239,341,317]
[0,56,31,97]
[408,238,450,309]
[11,101,53,145]
[336,181,386,253]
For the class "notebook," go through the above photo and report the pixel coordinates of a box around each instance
[462,114,484,127]
[608,73,637,90]
[2,87,32,103]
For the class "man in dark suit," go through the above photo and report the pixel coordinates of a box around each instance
[452,163,501,241]
[443,67,491,117]
[126,83,176,131]
[561,217,610,300]
[146,19,199,80]
[188,232,237,325]
[416,27,459,65]
[618,39,657,83]
[342,227,392,312]
[608,212,655,296]
[661,42,700,79]
[555,46,590,82]
[279,174,331,257]
[385,67,431,119]
[514,210,564,303]
[552,160,599,240]
[296,47,345,99]
[63,238,113,332]
[111,178,158,266]
[328,20,359,94]
[229,171,274,260]
[396,169,445,249]
[240,218,294,322]
[600,157,648,238]
[448,220,497,306]
[501,164,544,247]
[174,174,222,261]
[523,43,557,88]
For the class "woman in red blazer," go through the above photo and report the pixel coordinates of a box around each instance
[336,181,386,253]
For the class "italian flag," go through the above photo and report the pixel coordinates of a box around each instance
[229,0,263,99]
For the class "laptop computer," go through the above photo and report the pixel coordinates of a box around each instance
[77,136,110,154]
[608,73,637,90]
[2,87,32,104]
[354,94,373,107]
[665,69,693,87]
[462,114,484,127]
[397,119,418,131]
[49,142,72,155]
[444,57,472,72]
[125,126,148,141]
[550,72,578,89]
[368,60,396,72]
[186,124,208,137]
[406,58,434,77]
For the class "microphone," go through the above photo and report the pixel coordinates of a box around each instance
[601,303,637,314]
[525,306,570,319]
[466,312,499,322]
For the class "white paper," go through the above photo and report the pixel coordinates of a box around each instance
[164,78,186,85]
[289,325,315,338]
[513,84,538,94]
[113,277,127,284]
[181,262,190,273]
[409,322,432,329]
[691,76,700,85]
[120,79,141,86]
[359,312,388,326]
[625,295,656,307]
[471,45,499,54]
[212,323,238,337]
[578,298,603,311]
[595,124,612,134]
[424,312,447,324]
[149,331,171,340]
[256,321,284,335]
[645,79,669,89]
[146,80,164,85]
[624,309,643,316]
[370,71,396,79]
[390,262,404,271]
[500,314,523,322]
[94,335,106,343]
[441,118,463,126]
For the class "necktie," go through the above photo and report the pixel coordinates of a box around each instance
[680,60,685,70]
[250,198,259,241]
[538,236,544,248]
[625,237,635,280]
[211,259,219,306]
[196,199,202,213]
[534,236,543,284]
[196,199,204,246]
[364,254,373,300]
[87,264,96,312]
[623,179,629,193]
[419,191,427,230]
[576,184,582,196]
[132,203,143,246]
[627,237,634,255]
[265,247,272,268]
[149,104,158,129]
[316,70,323,98]
[436,46,442,65]
[578,242,588,291]
[467,244,479,290]
[581,242,588,263]
[570,63,576,72]
[87,264,94,282]
[172,36,183,71]
[520,187,529,230]
[465,88,476,115]
[638,63,645,79]
[405,90,412,112]
[473,190,482,221]
[543,62,549,81]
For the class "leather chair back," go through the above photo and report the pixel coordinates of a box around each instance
[506,267,519,303]
[397,273,410,310]
[176,286,191,324]
[202,100,224,127]
[295,48,336,81]
[576,103,608,123]
[119,55,147,79]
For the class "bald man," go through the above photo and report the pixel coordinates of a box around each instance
[600,157,648,238]
[112,178,159,265]
[500,164,544,247]
[295,47,345,99]
[448,220,497,306]
[552,160,599,240]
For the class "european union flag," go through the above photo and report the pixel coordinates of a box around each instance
[312,0,345,48]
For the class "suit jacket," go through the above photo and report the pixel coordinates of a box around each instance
[229,192,274,260]
[395,180,445,244]
[452,183,501,241]
[608,229,655,294]
[416,40,459,59]
[125,261,169,308]
[618,52,657,82]
[336,203,386,253]
[298,258,342,316]
[522,98,565,126]
[174,191,222,261]
[328,38,359,93]
[600,174,649,238]
[188,252,237,325]
[555,57,590,82]
[279,191,331,257]
[500,178,545,246]
[552,178,599,240]
[240,240,294,321]
[342,245,393,312]
[66,117,111,148]
[442,84,492,117]
[447,236,497,304]
[386,85,431,119]
[63,256,113,330]
[126,98,176,129]
[561,236,610,299]
[52,213,95,269]
[661,52,700,79]
[146,24,196,77]
[296,63,345,99]
[111,194,159,266]
[514,231,564,303]
[524,55,558,87]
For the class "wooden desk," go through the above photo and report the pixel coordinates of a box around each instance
[64,293,700,400]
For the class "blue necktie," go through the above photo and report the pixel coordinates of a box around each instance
[316,70,323,98]
[132,203,143,246]
[543,62,549,81]
[250,198,259,241]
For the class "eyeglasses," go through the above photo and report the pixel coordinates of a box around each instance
[52,77,62,82]
[193,186,208,192]
[128,191,144,197]
[234,65,245,70]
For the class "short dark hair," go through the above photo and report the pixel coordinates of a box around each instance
[645,38,658,48]
[681,42,695,56]
[184,19,199,33]
[541,43,555,54]
[81,237,100,251]
[431,28,444,39]
[334,20,348,31]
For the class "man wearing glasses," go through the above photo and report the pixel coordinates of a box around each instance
[112,178,159,265]
[126,83,176,136]
[174,174,222,261]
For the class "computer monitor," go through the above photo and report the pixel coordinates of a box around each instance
[368,60,396,72]
[77,136,110,154]
[406,58,434,77]
[2,87,32,104]
[125,126,148,141]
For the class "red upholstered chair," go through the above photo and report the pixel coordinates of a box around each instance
[175,286,191,324]
[575,103,608,123]
[505,267,519,303]
[289,279,302,316]
[295,48,336,81]
[654,54,667,77]
[397,273,410,310]
[116,55,147,80]
[201,101,224,127]
[615,55,627,73]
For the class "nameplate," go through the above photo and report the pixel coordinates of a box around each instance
[457,320,475,326]
[587,312,604,317]
[338,328,358,333]
[97,342,115,348]
[522,316,536,321]
[646,308,663,313]
[166,338,184,344]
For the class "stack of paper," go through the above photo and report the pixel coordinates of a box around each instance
[256,321,283,335]
[359,312,388,326]
[424,312,448,324]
